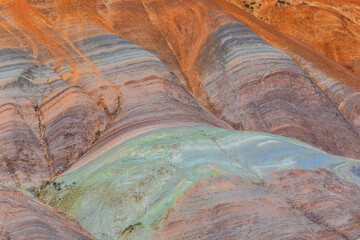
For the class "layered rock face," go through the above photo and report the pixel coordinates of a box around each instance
[97,0,360,159]
[0,0,360,239]
[156,170,360,240]
[214,0,360,137]
[0,0,229,190]
[40,126,360,240]
[226,0,360,76]
[0,187,94,240]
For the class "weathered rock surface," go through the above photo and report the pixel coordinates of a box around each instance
[100,0,360,159]
[1,1,360,240]
[39,126,360,240]
[217,0,360,134]
[0,187,95,240]
[1,0,360,188]
[0,0,229,189]
[226,0,360,76]
[156,168,360,240]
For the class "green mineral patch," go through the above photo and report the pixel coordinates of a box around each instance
[40,125,359,240]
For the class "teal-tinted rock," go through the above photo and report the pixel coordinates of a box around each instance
[40,126,360,240]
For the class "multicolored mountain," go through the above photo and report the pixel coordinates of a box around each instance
[1,0,360,239]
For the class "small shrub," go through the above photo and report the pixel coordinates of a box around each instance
[121,222,142,235]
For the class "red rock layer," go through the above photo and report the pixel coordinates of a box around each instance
[0,188,95,240]
[215,0,360,132]
[0,1,112,187]
[0,0,360,181]
[108,0,360,159]
[155,169,360,239]
[0,0,230,189]
[101,0,186,83]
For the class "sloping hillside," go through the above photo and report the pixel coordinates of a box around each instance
[0,0,360,239]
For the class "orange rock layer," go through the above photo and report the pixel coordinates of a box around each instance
[226,0,360,76]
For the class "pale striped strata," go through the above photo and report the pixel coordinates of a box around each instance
[111,0,360,159]
[193,12,360,158]
[155,169,360,240]
[0,187,95,240]
[0,0,231,189]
